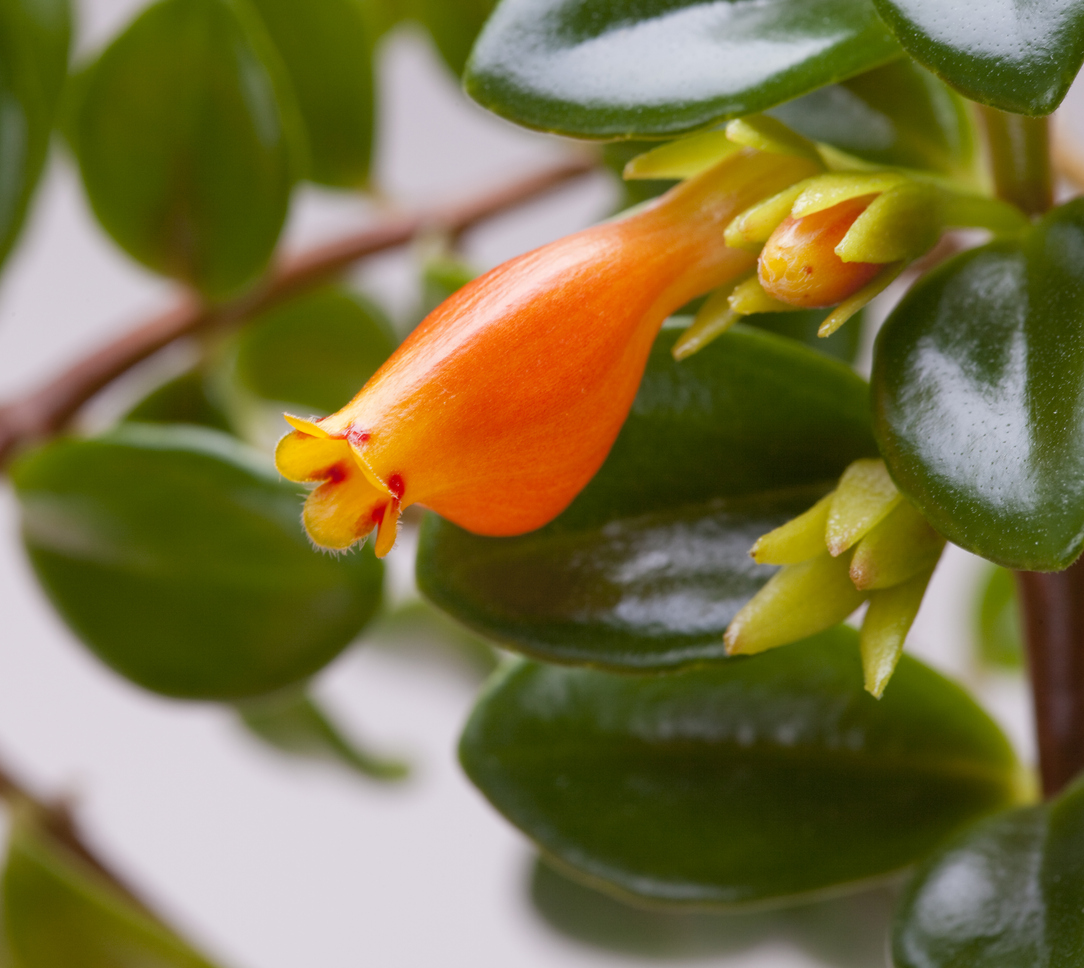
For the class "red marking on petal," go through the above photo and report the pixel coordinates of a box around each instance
[388,473,405,500]
[348,428,371,446]
[371,503,387,524]
[314,462,348,484]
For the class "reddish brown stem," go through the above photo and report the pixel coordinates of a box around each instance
[1016,564,1084,797]
[0,156,597,469]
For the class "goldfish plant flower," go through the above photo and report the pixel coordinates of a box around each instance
[276,145,816,555]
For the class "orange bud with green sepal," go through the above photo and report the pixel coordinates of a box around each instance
[276,148,816,555]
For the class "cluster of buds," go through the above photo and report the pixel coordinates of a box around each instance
[623,116,1026,360]
[725,460,946,697]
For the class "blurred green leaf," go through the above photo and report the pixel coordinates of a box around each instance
[872,198,1084,571]
[123,369,232,432]
[3,810,224,968]
[73,0,301,298]
[11,423,383,700]
[461,627,1023,907]
[248,0,374,187]
[238,690,408,780]
[231,285,396,415]
[976,565,1023,671]
[411,0,495,76]
[893,776,1084,967]
[419,255,476,317]
[465,0,900,138]
[769,58,978,180]
[747,308,863,364]
[367,596,498,678]
[872,0,1084,116]
[0,0,70,273]
[530,857,898,965]
[418,326,877,670]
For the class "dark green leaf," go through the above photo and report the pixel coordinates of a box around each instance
[871,0,1084,115]
[530,857,898,962]
[11,423,383,700]
[418,325,877,670]
[74,0,301,298]
[3,811,223,968]
[976,565,1023,671]
[461,628,1022,906]
[123,369,232,432]
[465,0,901,138]
[248,0,374,187]
[15,0,71,111]
[769,57,978,179]
[231,285,396,415]
[872,198,1084,571]
[747,308,863,364]
[411,0,495,76]
[0,0,70,271]
[238,690,408,780]
[892,776,1084,967]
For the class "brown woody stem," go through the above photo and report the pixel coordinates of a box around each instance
[1016,566,1084,797]
[0,156,597,469]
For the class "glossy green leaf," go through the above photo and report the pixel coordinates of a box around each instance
[872,198,1084,571]
[871,0,1084,115]
[248,0,374,187]
[418,325,878,670]
[411,0,495,76]
[893,776,1084,967]
[3,812,223,968]
[0,0,70,271]
[976,565,1023,671]
[124,369,232,432]
[231,286,396,415]
[769,58,978,179]
[238,690,408,780]
[465,0,901,138]
[74,0,300,298]
[461,628,1022,906]
[11,423,382,700]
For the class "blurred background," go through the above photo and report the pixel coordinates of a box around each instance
[0,1,1075,965]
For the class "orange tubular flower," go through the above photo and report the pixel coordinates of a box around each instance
[276,148,817,555]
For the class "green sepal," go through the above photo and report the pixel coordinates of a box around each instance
[461,627,1023,907]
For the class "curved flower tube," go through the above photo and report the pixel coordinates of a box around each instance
[277,148,817,554]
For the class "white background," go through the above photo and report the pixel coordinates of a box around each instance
[0,2,1078,965]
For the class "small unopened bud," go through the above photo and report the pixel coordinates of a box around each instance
[758,195,884,309]
[860,565,936,698]
[850,500,945,590]
[825,458,902,557]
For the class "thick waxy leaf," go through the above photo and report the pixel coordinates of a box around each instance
[248,0,374,187]
[238,690,408,780]
[872,199,1084,571]
[4,813,223,968]
[11,424,382,700]
[418,326,878,670]
[461,628,1022,906]
[74,0,300,298]
[465,0,901,138]
[893,777,1084,967]
[871,0,1084,115]
[231,286,396,415]
[0,0,70,271]
[769,58,977,179]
